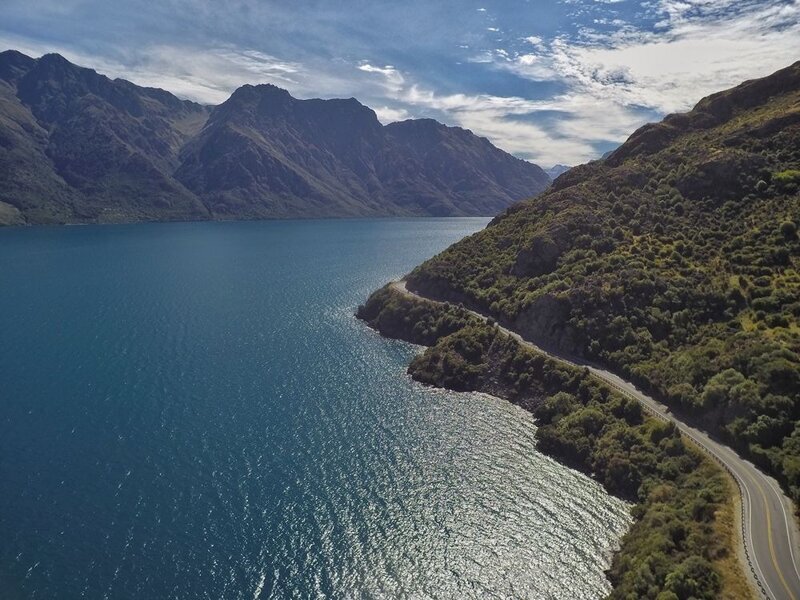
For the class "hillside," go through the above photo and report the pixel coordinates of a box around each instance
[358,283,752,599]
[0,50,550,225]
[404,62,800,502]
[0,50,210,224]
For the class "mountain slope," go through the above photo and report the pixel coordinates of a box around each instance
[174,84,390,218]
[405,61,800,502]
[0,50,211,224]
[0,51,550,224]
[381,118,551,215]
[176,86,550,218]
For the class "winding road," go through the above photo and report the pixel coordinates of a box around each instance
[391,280,800,600]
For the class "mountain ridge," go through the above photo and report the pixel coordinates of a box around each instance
[0,50,550,225]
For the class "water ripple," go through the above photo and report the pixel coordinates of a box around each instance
[0,219,631,599]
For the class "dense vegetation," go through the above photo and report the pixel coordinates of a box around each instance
[407,62,800,503]
[359,285,751,599]
[356,284,480,345]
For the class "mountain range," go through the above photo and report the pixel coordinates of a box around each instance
[0,50,551,225]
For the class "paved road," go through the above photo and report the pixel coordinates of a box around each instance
[391,280,800,600]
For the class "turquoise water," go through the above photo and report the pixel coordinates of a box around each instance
[0,219,630,599]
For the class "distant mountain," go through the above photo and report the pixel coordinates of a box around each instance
[0,51,210,225]
[0,51,550,225]
[176,84,551,218]
[544,164,570,180]
[601,150,615,160]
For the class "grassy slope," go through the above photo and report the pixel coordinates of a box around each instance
[358,286,753,599]
[406,62,800,504]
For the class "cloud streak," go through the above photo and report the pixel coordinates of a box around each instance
[1,0,798,166]
[425,0,800,164]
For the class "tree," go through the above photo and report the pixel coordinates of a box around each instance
[700,369,746,410]
[728,378,760,411]
[664,556,719,599]
[780,220,798,240]
[604,455,641,496]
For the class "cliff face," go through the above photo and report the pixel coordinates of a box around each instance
[0,51,551,225]
[405,62,800,501]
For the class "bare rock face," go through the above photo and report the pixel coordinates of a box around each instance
[511,234,562,277]
[512,294,581,354]
[675,150,767,202]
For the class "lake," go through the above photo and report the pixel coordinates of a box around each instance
[0,219,630,599]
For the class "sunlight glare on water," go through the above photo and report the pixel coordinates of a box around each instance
[0,218,631,599]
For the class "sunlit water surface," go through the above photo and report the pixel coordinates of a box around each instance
[0,219,631,599]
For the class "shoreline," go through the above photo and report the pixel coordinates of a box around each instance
[400,379,635,598]
[391,279,800,600]
[358,281,757,599]
[0,214,495,230]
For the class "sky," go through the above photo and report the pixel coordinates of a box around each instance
[2,1,799,167]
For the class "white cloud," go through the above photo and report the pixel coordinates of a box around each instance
[0,34,317,104]
[0,33,397,105]
[394,85,595,166]
[373,105,410,123]
[549,0,800,115]
[357,62,405,93]
[128,46,304,103]
[502,52,557,80]
[523,35,544,46]
[458,0,800,163]
[2,0,797,167]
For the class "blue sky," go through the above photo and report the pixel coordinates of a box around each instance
[2,0,799,166]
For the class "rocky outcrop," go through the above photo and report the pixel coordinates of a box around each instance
[511,234,562,277]
[512,294,582,354]
[675,150,767,202]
